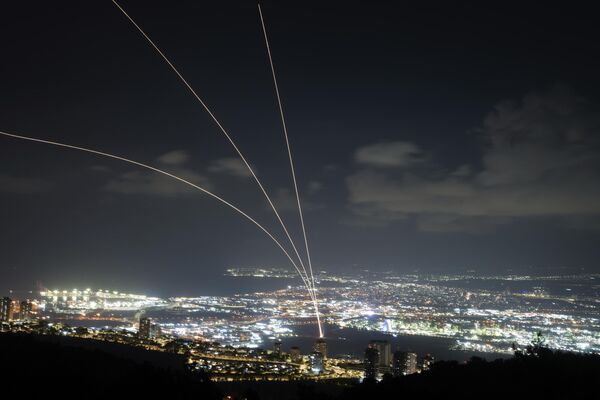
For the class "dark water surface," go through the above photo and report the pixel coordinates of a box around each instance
[282,324,510,362]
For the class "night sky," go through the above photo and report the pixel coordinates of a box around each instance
[1,1,599,295]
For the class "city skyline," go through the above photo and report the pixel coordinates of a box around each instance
[2,266,599,384]
[4,267,600,356]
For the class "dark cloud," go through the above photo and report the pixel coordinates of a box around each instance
[0,174,54,194]
[272,188,298,212]
[355,141,425,168]
[307,181,323,195]
[90,165,112,173]
[208,157,253,178]
[346,87,600,232]
[156,150,190,166]
[104,150,212,197]
[271,187,325,213]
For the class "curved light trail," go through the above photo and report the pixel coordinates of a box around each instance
[258,4,322,337]
[0,130,318,304]
[110,0,311,291]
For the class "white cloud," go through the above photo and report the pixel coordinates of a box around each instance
[157,150,190,166]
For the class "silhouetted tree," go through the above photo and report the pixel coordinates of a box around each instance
[514,331,552,359]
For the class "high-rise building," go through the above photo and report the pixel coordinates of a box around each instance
[1,297,13,322]
[313,338,327,359]
[364,347,379,380]
[273,340,282,357]
[20,300,32,321]
[421,353,435,371]
[151,323,162,338]
[392,351,404,376]
[139,316,161,339]
[289,346,301,363]
[309,351,324,374]
[369,340,392,370]
[393,351,418,376]
[139,317,152,339]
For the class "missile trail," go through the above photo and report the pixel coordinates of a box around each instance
[0,130,316,298]
[110,0,321,335]
[109,0,311,290]
[257,4,322,337]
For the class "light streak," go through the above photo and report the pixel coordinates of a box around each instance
[0,130,316,297]
[258,4,322,337]
[109,1,312,295]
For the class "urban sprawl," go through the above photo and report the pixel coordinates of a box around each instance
[1,268,599,381]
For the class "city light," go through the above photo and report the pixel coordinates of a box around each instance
[2,269,599,381]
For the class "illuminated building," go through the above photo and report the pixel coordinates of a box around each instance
[393,351,418,376]
[383,318,392,332]
[139,317,153,339]
[1,297,13,321]
[309,351,324,374]
[421,353,435,371]
[152,324,162,338]
[273,340,282,357]
[369,340,392,370]
[289,346,301,363]
[364,347,379,380]
[139,316,161,339]
[20,300,32,321]
[313,338,327,359]
[40,288,164,313]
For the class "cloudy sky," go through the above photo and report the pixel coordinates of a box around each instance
[1,1,599,295]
